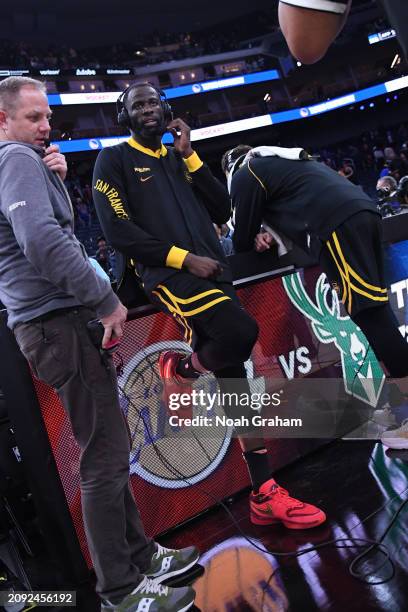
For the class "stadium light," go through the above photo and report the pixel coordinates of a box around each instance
[391,54,401,69]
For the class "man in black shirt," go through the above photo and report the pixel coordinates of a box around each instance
[225,144,408,383]
[93,83,327,532]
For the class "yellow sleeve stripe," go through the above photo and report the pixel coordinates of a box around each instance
[166,246,189,269]
[248,162,267,192]
[183,151,203,173]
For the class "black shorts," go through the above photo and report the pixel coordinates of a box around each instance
[319,211,389,317]
[150,273,238,347]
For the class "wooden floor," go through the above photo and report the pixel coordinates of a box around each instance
[10,440,408,611]
[161,439,408,612]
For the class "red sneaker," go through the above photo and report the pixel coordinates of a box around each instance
[250,478,326,529]
[158,351,194,421]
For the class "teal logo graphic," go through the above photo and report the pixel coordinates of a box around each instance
[283,272,385,407]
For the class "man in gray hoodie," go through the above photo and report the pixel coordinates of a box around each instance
[0,76,197,612]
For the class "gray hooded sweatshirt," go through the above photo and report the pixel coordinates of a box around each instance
[0,141,119,328]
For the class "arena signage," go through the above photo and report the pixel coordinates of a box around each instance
[52,73,408,152]
[368,29,396,45]
[59,92,121,105]
[39,69,61,76]
[46,69,280,106]
[75,68,97,76]
[0,69,30,77]
[106,68,131,75]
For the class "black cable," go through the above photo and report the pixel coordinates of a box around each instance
[113,369,407,586]
[341,344,408,584]
[349,496,408,583]
[260,567,278,611]
[116,351,213,462]
[103,317,406,587]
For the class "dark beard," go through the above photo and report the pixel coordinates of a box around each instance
[131,117,166,141]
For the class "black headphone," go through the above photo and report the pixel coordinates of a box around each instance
[116,82,173,128]
[224,149,249,174]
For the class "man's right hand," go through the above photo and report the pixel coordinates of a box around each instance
[183,253,223,279]
[100,301,128,348]
[254,232,274,252]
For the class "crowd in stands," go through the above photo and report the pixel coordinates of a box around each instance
[0,4,393,71]
[65,119,408,271]
[65,168,95,232]
[46,43,404,140]
[313,121,408,195]
[0,12,275,70]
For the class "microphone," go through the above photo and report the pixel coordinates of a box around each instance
[44,129,62,149]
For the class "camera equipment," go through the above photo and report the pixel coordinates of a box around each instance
[397,175,408,205]
[376,188,401,217]
[377,201,399,217]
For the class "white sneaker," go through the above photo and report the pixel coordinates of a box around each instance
[381,419,408,450]
[101,575,195,612]
[372,406,397,428]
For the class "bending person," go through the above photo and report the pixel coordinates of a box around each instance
[224,144,408,449]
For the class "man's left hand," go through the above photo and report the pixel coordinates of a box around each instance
[43,145,68,181]
[167,118,193,158]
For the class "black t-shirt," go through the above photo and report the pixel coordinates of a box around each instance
[93,142,232,292]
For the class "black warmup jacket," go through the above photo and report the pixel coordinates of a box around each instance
[231,156,378,253]
[92,140,232,294]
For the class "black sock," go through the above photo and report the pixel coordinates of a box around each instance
[176,355,200,379]
[243,447,270,493]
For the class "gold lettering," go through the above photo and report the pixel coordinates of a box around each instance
[94,179,110,194]
[110,199,129,219]
[95,180,129,219]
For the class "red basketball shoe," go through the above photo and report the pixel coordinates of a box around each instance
[158,351,194,422]
[250,478,326,529]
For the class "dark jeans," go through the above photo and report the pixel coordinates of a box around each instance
[14,307,155,601]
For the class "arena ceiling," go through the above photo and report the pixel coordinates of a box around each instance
[0,0,276,45]
[1,0,271,20]
[0,0,380,47]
